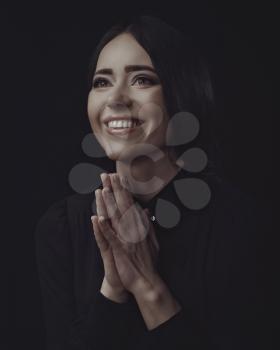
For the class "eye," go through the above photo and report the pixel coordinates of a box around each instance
[92,76,157,89]
[92,78,110,88]
[133,76,156,86]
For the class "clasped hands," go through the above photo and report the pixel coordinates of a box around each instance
[91,172,161,302]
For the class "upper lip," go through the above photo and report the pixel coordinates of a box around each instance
[103,115,144,125]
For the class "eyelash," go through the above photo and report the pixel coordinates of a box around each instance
[92,76,156,88]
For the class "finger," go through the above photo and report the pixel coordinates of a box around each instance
[143,208,151,227]
[97,172,112,219]
[91,215,110,252]
[102,186,120,222]
[119,174,136,205]
[100,172,112,190]
[98,216,123,250]
[95,189,109,219]
[110,173,134,215]
[120,174,132,192]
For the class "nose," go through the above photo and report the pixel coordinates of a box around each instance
[106,85,132,110]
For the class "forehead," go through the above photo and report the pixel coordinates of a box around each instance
[96,33,153,70]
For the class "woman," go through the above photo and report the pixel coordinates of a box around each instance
[35,15,262,349]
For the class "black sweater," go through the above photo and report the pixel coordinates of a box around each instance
[34,169,264,349]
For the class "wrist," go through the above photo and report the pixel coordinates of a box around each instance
[133,276,182,330]
[100,278,129,303]
[133,274,166,301]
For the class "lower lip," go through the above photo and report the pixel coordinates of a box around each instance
[104,122,144,136]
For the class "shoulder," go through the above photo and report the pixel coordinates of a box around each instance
[37,192,96,223]
[34,192,96,243]
[206,172,259,216]
[204,172,263,238]
[65,191,96,217]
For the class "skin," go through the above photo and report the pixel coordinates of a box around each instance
[88,33,182,330]
[87,32,181,201]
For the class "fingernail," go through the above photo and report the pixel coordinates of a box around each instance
[110,173,116,183]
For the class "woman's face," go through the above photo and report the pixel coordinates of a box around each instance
[87,33,170,163]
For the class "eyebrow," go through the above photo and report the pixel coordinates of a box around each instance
[94,65,157,77]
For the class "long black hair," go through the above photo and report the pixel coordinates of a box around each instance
[87,15,223,177]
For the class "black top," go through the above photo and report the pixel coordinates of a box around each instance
[34,168,264,350]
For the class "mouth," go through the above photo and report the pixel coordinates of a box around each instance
[104,118,145,136]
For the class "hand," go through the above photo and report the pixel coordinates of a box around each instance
[96,172,160,296]
[91,173,129,302]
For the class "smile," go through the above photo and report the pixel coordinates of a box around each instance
[104,119,145,135]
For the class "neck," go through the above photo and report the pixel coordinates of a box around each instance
[115,149,181,202]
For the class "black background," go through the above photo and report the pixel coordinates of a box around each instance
[4,1,274,349]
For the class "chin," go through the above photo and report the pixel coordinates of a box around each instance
[105,147,128,161]
[104,138,165,163]
[105,147,139,163]
[106,153,119,162]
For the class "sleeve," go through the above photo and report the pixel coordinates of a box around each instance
[224,199,265,349]
[34,197,141,350]
[133,307,209,350]
[129,191,265,350]
[204,191,266,350]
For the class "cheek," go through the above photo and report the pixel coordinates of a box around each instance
[87,93,102,127]
[144,89,167,116]
[151,91,169,128]
[138,90,169,129]
[139,88,165,105]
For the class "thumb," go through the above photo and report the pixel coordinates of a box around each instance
[143,208,160,253]
[144,208,150,217]
[142,208,152,230]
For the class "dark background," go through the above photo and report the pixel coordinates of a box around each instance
[4,1,274,349]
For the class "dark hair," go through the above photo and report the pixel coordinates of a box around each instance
[87,15,223,177]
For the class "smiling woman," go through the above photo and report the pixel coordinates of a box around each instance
[34,15,263,350]
[87,16,221,171]
[87,32,174,178]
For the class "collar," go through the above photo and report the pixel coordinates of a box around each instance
[134,167,189,230]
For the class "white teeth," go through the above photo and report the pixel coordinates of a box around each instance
[107,120,139,128]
